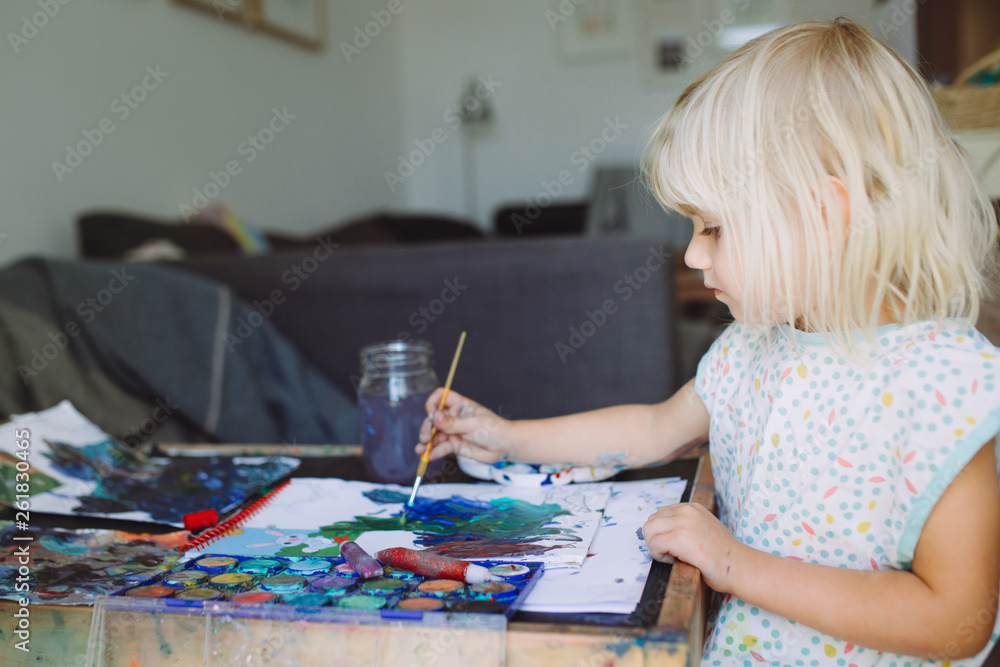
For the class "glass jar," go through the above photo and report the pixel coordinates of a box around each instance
[357,340,442,485]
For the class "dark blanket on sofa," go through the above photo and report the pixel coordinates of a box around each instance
[0,257,357,445]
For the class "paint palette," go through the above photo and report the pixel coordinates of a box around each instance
[105,553,543,620]
[458,456,622,486]
[88,554,540,666]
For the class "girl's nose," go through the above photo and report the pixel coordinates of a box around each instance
[684,237,710,272]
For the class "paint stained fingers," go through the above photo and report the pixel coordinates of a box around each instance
[642,512,681,562]
[423,387,446,413]
[643,504,743,593]
[417,414,435,445]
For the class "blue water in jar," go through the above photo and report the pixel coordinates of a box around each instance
[357,341,442,485]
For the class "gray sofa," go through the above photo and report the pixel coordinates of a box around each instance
[0,235,685,446]
[175,235,682,423]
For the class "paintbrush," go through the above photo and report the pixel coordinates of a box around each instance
[376,547,502,583]
[405,330,467,511]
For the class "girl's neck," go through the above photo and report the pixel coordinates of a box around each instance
[792,305,900,333]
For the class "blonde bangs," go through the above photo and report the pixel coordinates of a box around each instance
[643,58,751,223]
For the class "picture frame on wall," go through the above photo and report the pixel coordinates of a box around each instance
[172,0,252,26]
[555,0,636,61]
[171,0,327,52]
[258,0,327,51]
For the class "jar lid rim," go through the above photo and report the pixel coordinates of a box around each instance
[360,340,433,355]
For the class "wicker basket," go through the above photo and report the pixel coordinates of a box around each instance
[933,48,1000,131]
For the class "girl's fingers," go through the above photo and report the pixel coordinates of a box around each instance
[424,388,445,413]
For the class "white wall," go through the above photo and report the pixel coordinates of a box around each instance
[0,0,405,265]
[393,0,875,229]
[0,0,876,264]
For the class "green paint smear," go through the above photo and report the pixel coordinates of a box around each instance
[316,491,577,559]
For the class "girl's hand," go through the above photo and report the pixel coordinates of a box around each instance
[642,502,746,594]
[416,388,514,463]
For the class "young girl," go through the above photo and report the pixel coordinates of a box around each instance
[417,19,1000,666]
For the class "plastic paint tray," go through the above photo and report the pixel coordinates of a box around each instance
[85,554,543,667]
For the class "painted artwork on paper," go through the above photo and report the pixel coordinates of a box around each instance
[185,526,351,558]
[0,401,299,528]
[236,478,612,567]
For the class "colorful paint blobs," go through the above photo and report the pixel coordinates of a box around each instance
[0,523,186,606]
[318,490,576,559]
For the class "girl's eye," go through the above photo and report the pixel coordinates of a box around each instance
[699,226,721,239]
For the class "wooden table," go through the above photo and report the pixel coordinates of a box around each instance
[0,446,716,667]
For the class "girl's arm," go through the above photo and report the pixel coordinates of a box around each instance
[418,377,710,468]
[644,439,1000,659]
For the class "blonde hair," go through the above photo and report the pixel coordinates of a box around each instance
[644,18,998,357]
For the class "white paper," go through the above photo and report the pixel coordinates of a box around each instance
[522,477,688,614]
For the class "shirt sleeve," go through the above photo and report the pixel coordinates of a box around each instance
[694,322,743,412]
[891,328,1000,566]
